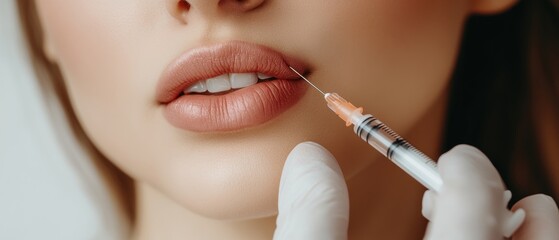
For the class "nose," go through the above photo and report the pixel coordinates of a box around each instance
[170,0,266,20]
[168,0,267,23]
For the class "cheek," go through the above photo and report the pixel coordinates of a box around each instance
[35,1,192,209]
[296,0,468,130]
[262,0,470,178]
[35,1,167,166]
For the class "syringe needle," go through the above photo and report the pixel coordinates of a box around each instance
[289,67,326,96]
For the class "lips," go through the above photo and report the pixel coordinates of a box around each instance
[156,41,309,132]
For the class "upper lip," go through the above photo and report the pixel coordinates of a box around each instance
[156,41,309,103]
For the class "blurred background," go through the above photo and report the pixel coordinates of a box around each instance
[0,1,110,239]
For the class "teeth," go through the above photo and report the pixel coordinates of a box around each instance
[257,73,274,80]
[231,73,258,89]
[184,81,207,93]
[206,74,231,93]
[185,72,272,94]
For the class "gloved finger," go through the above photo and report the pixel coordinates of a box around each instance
[422,190,436,220]
[273,142,349,240]
[511,194,559,240]
[424,145,505,240]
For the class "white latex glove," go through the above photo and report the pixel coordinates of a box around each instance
[274,142,559,240]
[274,142,349,240]
[422,145,559,240]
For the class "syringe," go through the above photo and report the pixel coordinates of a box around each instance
[289,67,525,237]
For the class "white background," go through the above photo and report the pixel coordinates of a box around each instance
[0,1,125,239]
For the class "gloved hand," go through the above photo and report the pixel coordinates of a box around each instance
[273,142,559,240]
[422,145,559,240]
[273,142,349,240]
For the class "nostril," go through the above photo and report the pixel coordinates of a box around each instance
[178,0,191,11]
[168,0,190,24]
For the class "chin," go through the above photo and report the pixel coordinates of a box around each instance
[156,146,287,220]
[175,184,280,221]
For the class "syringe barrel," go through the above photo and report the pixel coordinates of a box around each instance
[353,114,443,191]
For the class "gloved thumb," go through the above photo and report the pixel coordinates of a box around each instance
[273,142,349,240]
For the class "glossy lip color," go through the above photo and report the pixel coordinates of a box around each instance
[156,41,309,132]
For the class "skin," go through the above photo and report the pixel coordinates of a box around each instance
[34,0,520,239]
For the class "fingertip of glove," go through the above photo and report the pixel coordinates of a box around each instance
[288,142,336,163]
[514,194,559,213]
[438,144,502,186]
[438,144,493,170]
[422,190,436,220]
[283,141,342,179]
[293,141,331,153]
[279,142,348,217]
[440,144,486,161]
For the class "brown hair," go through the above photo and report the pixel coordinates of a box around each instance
[444,0,559,202]
[16,1,135,221]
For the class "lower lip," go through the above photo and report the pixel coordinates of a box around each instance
[163,79,307,132]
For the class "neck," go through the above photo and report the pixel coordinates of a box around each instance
[131,91,448,240]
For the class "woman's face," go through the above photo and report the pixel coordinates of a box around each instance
[35,0,470,219]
